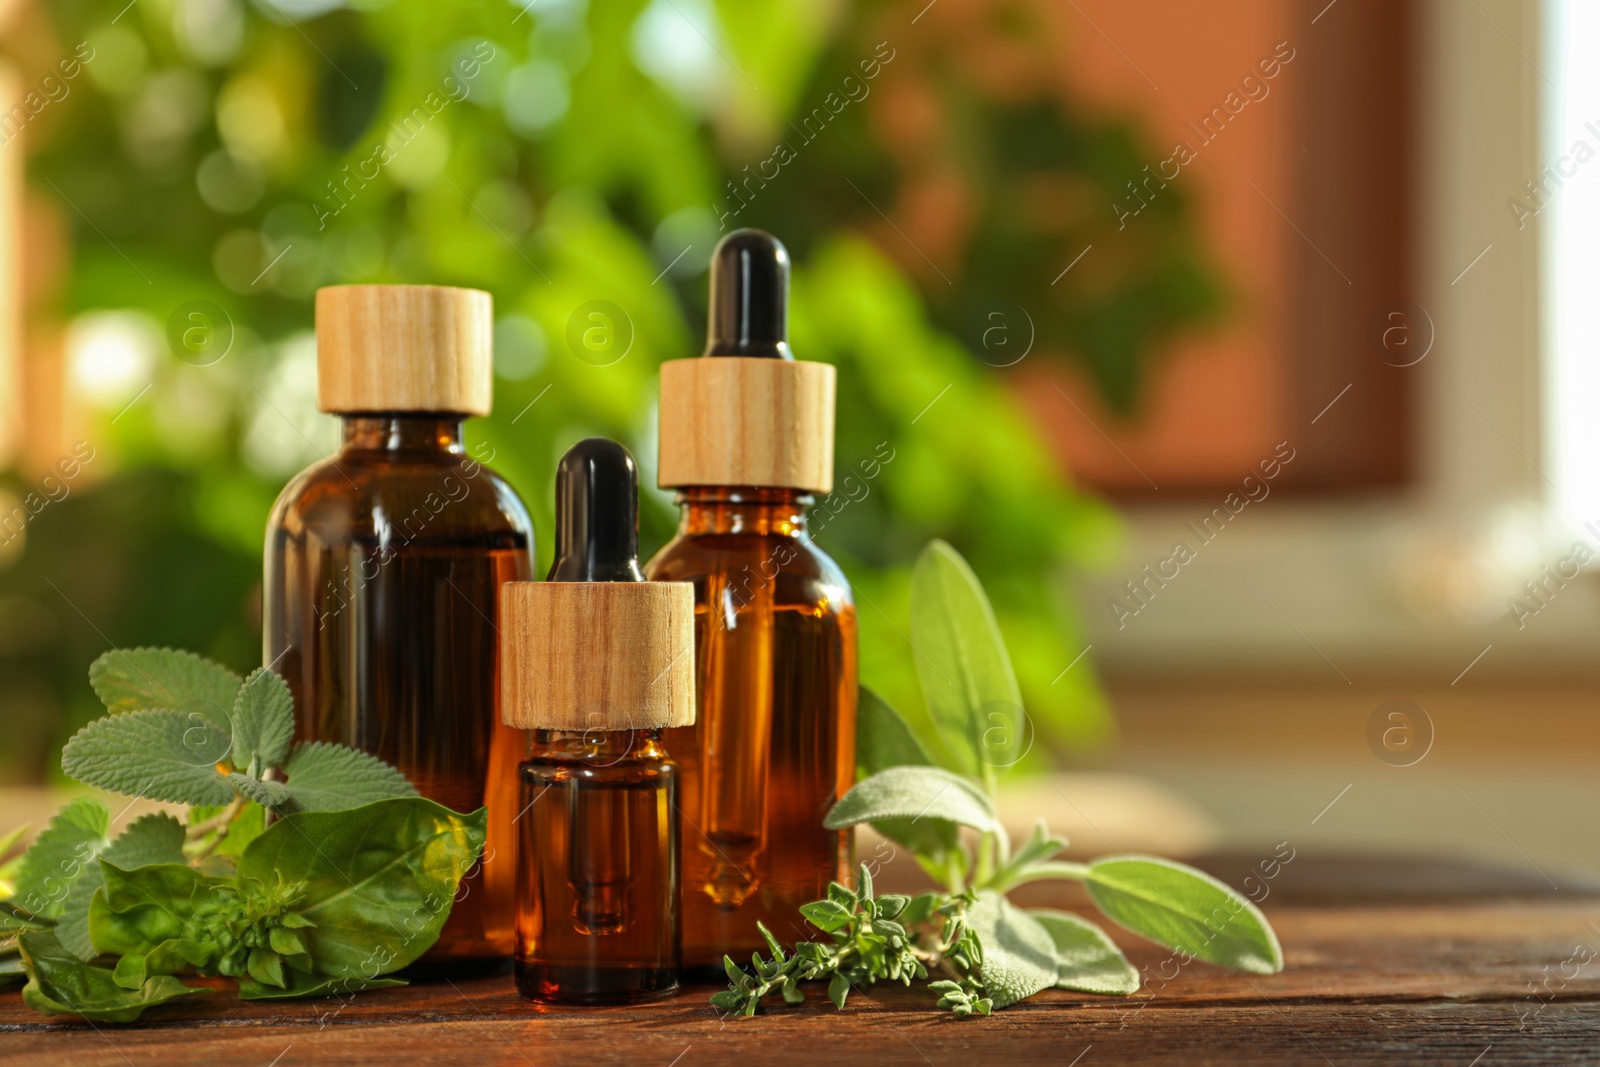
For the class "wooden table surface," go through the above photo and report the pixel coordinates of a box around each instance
[3,855,1598,1066]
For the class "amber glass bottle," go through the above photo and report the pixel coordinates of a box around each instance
[264,285,532,976]
[502,439,695,1004]
[649,230,857,973]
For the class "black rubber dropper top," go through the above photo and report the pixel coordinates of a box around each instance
[547,437,645,582]
[705,228,793,360]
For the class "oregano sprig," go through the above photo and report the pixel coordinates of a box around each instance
[1,647,481,1023]
[718,541,1282,1018]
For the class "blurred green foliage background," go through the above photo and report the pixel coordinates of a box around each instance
[0,0,1221,782]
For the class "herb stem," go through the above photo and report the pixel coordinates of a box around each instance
[184,795,247,858]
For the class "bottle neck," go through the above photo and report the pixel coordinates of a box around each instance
[339,415,466,456]
[676,487,811,537]
[530,728,665,763]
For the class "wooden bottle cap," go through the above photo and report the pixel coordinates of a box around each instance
[499,581,696,731]
[656,357,835,493]
[315,285,493,416]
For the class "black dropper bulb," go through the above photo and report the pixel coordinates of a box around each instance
[706,228,792,360]
[547,437,645,582]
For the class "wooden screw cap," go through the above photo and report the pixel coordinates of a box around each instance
[315,285,493,416]
[656,357,835,492]
[499,581,696,731]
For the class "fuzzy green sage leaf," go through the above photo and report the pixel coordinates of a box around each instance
[62,709,234,806]
[1085,856,1283,975]
[89,648,240,732]
[1030,909,1139,995]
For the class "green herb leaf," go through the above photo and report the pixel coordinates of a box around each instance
[824,766,1000,834]
[1084,856,1283,974]
[279,742,417,813]
[1030,909,1139,995]
[89,648,240,732]
[90,863,235,959]
[18,930,208,1023]
[908,541,1025,783]
[225,773,293,808]
[237,971,407,1000]
[986,821,1073,891]
[965,891,1058,1008]
[11,798,109,920]
[229,668,296,775]
[798,899,854,934]
[61,709,234,805]
[827,971,850,1009]
[856,687,935,777]
[236,798,486,979]
[57,813,187,960]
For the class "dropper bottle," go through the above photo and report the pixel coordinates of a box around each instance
[502,438,694,1004]
[648,230,858,973]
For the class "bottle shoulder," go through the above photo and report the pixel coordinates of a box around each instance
[267,453,534,548]
[645,531,853,606]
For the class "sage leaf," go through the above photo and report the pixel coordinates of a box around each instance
[11,797,109,919]
[61,709,234,806]
[1030,910,1139,995]
[236,797,486,979]
[58,813,186,960]
[1085,856,1283,974]
[230,668,295,775]
[225,773,293,808]
[856,687,934,778]
[824,766,999,834]
[280,742,417,813]
[965,890,1058,1008]
[89,647,240,732]
[238,971,407,1000]
[908,541,1026,783]
[18,930,208,1023]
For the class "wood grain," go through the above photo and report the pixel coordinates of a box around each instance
[499,580,696,730]
[657,358,835,493]
[6,888,1597,1065]
[315,285,493,416]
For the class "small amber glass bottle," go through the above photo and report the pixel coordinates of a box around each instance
[649,231,857,973]
[264,285,533,975]
[501,439,695,1004]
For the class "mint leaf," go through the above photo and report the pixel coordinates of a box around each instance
[19,930,209,1023]
[824,766,999,834]
[62,709,233,805]
[280,742,416,813]
[58,814,186,960]
[966,891,1058,1008]
[11,798,109,919]
[225,773,293,808]
[230,668,295,775]
[89,648,240,732]
[856,687,935,778]
[1030,910,1139,995]
[908,541,1026,784]
[1085,856,1283,974]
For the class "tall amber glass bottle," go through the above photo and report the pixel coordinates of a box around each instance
[648,230,857,973]
[264,285,533,975]
[502,439,694,1003]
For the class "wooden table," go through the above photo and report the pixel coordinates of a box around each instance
[3,855,1598,1066]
